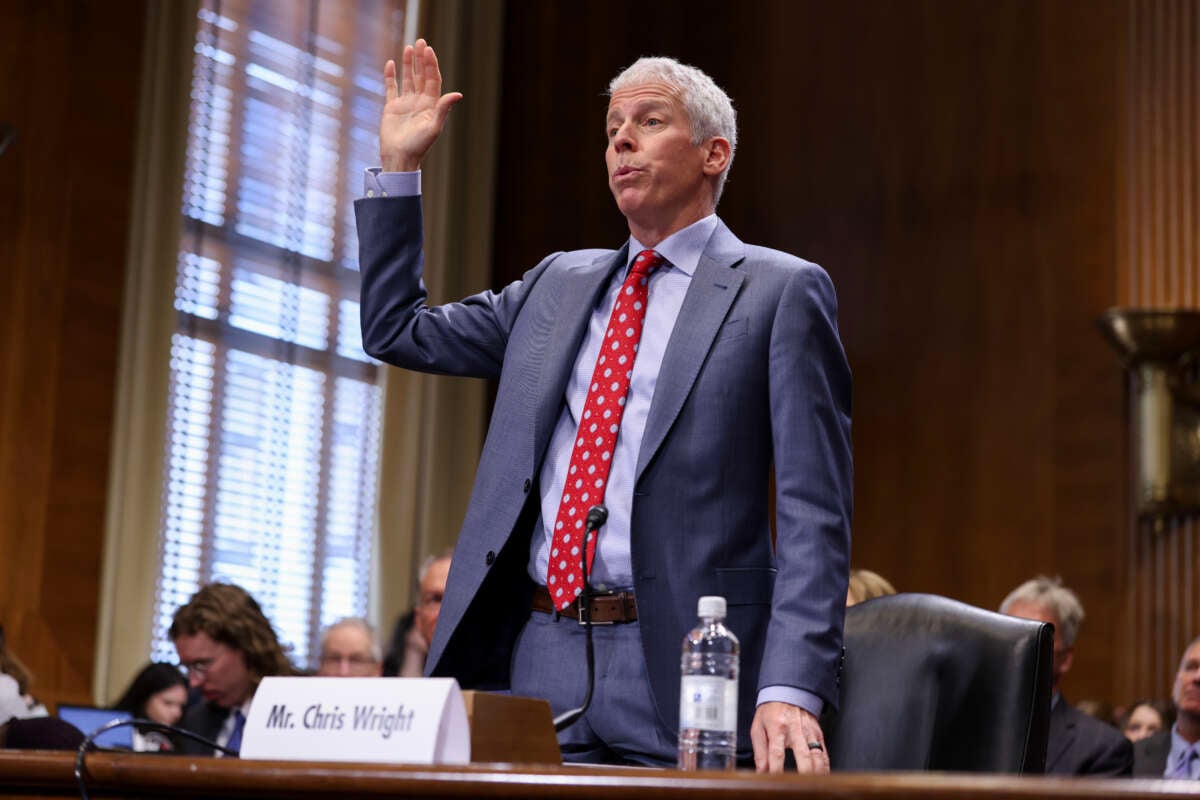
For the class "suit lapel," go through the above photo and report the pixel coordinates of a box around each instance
[532,246,628,468]
[1046,699,1076,771]
[635,222,745,479]
[196,702,229,741]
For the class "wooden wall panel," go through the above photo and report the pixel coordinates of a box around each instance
[0,0,1145,713]
[0,0,145,707]
[492,0,1126,703]
[1117,0,1200,703]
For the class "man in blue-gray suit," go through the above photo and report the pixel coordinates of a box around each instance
[356,39,852,773]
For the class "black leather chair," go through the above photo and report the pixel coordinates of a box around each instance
[822,593,1053,773]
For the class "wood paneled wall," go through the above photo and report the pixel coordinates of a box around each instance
[0,0,1166,711]
[1122,0,1199,308]
[492,0,1128,703]
[1118,0,1200,701]
[0,0,145,707]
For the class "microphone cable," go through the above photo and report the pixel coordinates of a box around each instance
[552,504,607,732]
[74,717,237,800]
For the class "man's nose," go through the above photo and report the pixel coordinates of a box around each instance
[338,659,352,676]
[611,123,635,152]
[188,672,203,689]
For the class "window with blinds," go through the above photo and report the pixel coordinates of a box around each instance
[150,0,412,669]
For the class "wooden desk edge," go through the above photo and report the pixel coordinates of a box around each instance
[0,751,1194,800]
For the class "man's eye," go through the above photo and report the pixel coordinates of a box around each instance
[645,118,662,127]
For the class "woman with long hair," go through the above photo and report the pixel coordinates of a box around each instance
[111,662,187,751]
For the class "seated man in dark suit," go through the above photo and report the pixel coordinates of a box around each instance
[1134,637,1200,778]
[1001,576,1132,776]
[169,583,298,756]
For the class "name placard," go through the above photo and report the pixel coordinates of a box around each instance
[239,677,469,764]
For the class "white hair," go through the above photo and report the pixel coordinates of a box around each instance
[608,56,738,205]
[322,617,381,662]
[1000,576,1085,647]
[418,549,453,583]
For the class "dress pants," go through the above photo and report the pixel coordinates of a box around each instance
[510,610,677,766]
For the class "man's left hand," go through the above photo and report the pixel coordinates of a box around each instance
[750,701,829,774]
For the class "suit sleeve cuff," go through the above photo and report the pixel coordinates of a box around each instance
[756,685,824,718]
[364,167,420,198]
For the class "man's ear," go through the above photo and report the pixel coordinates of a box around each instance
[702,137,731,176]
[1060,644,1075,675]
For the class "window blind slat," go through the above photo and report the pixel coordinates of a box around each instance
[152,0,407,670]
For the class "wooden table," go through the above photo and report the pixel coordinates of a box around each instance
[3,751,1199,800]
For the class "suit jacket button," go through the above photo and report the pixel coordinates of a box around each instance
[485,551,496,565]
[523,478,531,493]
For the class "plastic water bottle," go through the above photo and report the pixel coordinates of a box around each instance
[678,595,739,771]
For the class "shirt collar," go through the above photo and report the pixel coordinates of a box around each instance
[626,214,718,278]
[231,695,254,718]
[1169,722,1198,769]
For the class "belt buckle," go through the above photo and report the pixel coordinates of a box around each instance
[578,591,616,625]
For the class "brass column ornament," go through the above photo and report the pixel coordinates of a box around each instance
[1099,309,1200,519]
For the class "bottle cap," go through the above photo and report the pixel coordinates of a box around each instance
[697,595,726,618]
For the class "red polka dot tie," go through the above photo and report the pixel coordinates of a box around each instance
[545,249,664,610]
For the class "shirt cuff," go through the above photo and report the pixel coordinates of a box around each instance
[364,167,421,198]
[756,685,824,719]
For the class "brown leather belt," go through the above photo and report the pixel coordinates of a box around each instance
[531,585,638,624]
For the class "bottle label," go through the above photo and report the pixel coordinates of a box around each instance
[679,675,737,732]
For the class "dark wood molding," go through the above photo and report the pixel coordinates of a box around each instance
[0,751,1193,800]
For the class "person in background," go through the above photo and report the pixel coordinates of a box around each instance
[0,625,46,718]
[845,569,895,606]
[384,551,452,678]
[1000,576,1132,776]
[0,674,28,725]
[1134,638,1200,777]
[169,583,298,756]
[317,618,382,677]
[1121,699,1172,743]
[111,662,188,751]
[415,553,451,665]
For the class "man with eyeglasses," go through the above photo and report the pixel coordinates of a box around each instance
[384,552,452,678]
[316,618,382,677]
[170,583,298,756]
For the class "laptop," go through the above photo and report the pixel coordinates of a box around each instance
[56,705,134,749]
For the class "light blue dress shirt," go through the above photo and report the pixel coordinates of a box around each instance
[530,219,710,592]
[364,168,823,718]
[1167,723,1200,779]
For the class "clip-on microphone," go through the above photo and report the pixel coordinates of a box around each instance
[552,504,607,732]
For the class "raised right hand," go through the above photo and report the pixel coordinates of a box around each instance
[380,39,463,172]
